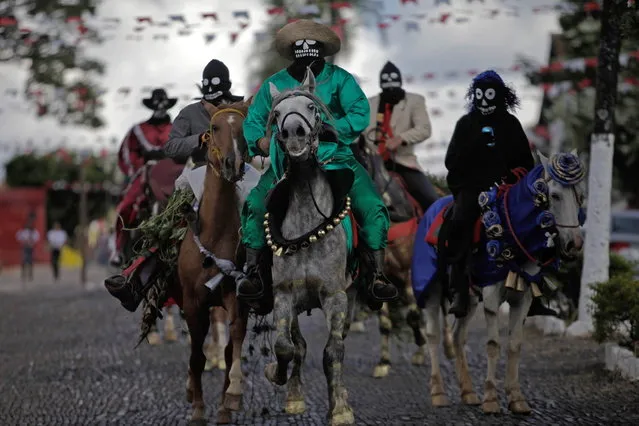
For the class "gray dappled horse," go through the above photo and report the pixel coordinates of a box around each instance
[263,70,358,425]
[415,151,585,414]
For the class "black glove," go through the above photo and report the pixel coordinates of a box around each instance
[318,122,339,143]
[144,149,165,161]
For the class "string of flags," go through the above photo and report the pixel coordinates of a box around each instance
[539,50,639,74]
[0,1,601,49]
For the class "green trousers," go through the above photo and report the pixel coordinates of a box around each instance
[240,158,389,251]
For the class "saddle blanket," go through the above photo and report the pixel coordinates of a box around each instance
[176,163,262,213]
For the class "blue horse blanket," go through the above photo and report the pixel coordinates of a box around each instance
[411,165,557,308]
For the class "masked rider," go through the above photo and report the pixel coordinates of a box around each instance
[236,19,398,308]
[444,70,535,318]
[365,61,440,212]
[104,59,244,312]
[110,88,175,267]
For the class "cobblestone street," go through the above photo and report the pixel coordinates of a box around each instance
[1,266,638,425]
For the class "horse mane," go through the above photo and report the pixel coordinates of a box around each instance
[264,88,334,142]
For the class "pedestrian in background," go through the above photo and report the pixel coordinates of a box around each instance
[16,220,40,283]
[47,222,67,281]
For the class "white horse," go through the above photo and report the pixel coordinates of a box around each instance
[412,151,585,414]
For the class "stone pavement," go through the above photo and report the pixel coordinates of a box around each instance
[1,267,638,425]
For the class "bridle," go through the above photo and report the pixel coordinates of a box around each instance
[543,173,583,229]
[273,93,322,156]
[201,107,247,180]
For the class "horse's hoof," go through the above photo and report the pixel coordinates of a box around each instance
[264,362,286,386]
[349,321,366,333]
[224,393,243,412]
[372,364,390,378]
[285,399,306,415]
[216,408,232,425]
[147,331,161,346]
[188,419,207,426]
[431,393,451,407]
[509,400,531,415]
[330,408,355,426]
[411,352,425,366]
[164,330,178,342]
[204,359,216,372]
[462,392,481,406]
[482,400,501,414]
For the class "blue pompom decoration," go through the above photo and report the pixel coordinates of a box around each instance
[536,211,555,229]
[578,208,586,226]
[482,210,501,228]
[548,153,585,186]
[531,178,548,195]
[486,240,502,259]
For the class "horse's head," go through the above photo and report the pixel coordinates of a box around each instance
[538,150,586,260]
[268,68,327,163]
[203,98,252,183]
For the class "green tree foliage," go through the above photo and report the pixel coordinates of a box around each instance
[522,1,639,206]
[249,0,363,88]
[0,0,105,128]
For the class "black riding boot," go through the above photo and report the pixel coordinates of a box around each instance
[448,258,471,318]
[104,274,143,312]
[236,247,264,300]
[367,250,399,308]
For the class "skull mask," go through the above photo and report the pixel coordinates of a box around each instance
[201,59,232,102]
[473,82,503,116]
[293,39,324,61]
[379,61,402,90]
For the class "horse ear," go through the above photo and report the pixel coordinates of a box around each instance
[243,96,254,108]
[302,67,316,93]
[570,148,578,156]
[269,82,280,99]
[202,100,219,117]
[537,149,549,171]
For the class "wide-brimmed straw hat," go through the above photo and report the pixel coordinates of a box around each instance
[275,19,341,60]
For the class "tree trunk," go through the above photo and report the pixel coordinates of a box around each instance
[568,0,623,337]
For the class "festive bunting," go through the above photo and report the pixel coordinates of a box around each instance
[201,13,218,20]
[267,7,285,16]
[204,33,216,44]
[331,2,353,10]
[230,32,239,44]
[136,17,152,24]
[168,15,186,23]
[233,11,250,20]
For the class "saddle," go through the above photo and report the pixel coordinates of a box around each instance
[265,167,355,256]
[425,201,482,252]
[145,159,185,204]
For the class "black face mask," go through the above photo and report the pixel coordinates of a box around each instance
[201,59,232,102]
[379,61,402,90]
[292,39,324,66]
[472,82,504,116]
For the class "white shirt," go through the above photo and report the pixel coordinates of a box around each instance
[47,229,68,249]
[16,229,40,247]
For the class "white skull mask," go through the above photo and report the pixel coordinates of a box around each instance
[293,39,321,59]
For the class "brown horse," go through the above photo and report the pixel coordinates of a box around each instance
[352,137,455,378]
[168,99,251,425]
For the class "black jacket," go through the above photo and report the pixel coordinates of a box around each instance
[445,110,534,195]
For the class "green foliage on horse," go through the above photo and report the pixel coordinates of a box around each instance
[591,253,639,350]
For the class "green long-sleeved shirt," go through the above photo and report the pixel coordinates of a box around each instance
[243,63,370,177]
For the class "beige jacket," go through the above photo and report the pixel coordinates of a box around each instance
[364,92,432,171]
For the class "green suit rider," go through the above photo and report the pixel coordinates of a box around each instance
[236,19,398,307]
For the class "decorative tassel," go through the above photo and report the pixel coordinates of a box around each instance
[530,282,543,298]
[505,271,517,289]
[516,276,526,292]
